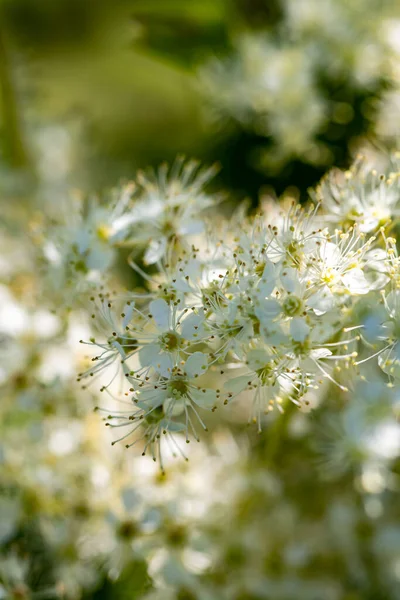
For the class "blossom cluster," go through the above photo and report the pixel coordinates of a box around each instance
[57,155,400,471]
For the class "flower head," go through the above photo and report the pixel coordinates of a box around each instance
[115,157,219,265]
[316,158,400,232]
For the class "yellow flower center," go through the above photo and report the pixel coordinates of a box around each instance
[321,268,337,285]
[96,224,112,241]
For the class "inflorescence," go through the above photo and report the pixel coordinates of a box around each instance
[53,155,400,469]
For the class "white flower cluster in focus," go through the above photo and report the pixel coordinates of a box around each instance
[66,155,400,469]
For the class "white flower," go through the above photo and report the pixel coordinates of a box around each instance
[284,322,359,394]
[262,203,326,268]
[79,296,210,390]
[224,346,297,430]
[316,159,400,232]
[306,228,373,313]
[100,360,220,471]
[115,157,219,265]
[204,298,254,361]
[77,295,138,391]
[37,190,138,307]
[254,270,322,343]
[136,299,207,377]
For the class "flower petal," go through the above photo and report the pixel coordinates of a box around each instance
[342,268,370,294]
[149,299,170,331]
[280,268,298,293]
[122,301,135,330]
[290,317,310,342]
[178,219,204,236]
[255,299,281,321]
[144,237,167,265]
[139,343,161,368]
[181,313,205,340]
[190,388,217,409]
[224,375,250,395]
[184,352,208,378]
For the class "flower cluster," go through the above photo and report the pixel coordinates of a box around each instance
[67,155,400,471]
[31,157,219,309]
[314,155,400,232]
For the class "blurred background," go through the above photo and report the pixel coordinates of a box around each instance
[1,1,400,599]
[1,0,400,204]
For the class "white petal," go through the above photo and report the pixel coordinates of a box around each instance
[257,280,275,298]
[307,287,335,315]
[75,228,91,254]
[320,242,341,266]
[366,248,387,263]
[261,324,287,345]
[247,349,271,370]
[255,299,281,320]
[359,214,379,232]
[178,219,204,236]
[224,375,250,395]
[263,260,276,278]
[122,301,135,330]
[173,279,192,293]
[43,241,61,264]
[190,388,217,409]
[131,198,164,222]
[378,347,400,379]
[258,261,276,296]
[149,298,170,331]
[280,268,298,293]
[342,268,370,294]
[184,258,202,280]
[181,313,205,340]
[160,555,193,587]
[227,301,239,322]
[136,388,168,408]
[184,352,208,378]
[139,343,161,368]
[87,243,114,271]
[385,290,400,316]
[152,353,174,377]
[290,317,310,342]
[144,237,167,265]
[111,213,138,234]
